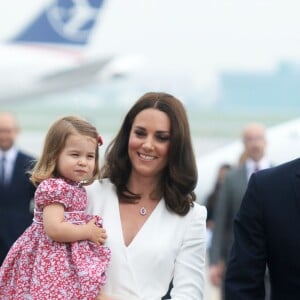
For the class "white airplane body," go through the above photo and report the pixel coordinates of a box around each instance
[0,0,140,102]
[195,117,300,204]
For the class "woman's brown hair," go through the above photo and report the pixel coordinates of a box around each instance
[101,92,197,216]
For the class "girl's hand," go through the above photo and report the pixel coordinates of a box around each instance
[86,217,107,245]
[96,293,114,300]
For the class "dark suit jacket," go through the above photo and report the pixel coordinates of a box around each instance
[0,150,36,264]
[209,165,248,265]
[225,158,300,300]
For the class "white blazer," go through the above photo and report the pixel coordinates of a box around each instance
[86,179,207,300]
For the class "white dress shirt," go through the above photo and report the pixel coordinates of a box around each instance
[245,157,271,181]
[0,146,17,184]
[86,179,207,300]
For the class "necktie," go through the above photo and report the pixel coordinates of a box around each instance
[1,155,6,185]
[254,164,260,173]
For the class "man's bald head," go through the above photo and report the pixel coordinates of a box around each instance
[242,122,267,162]
[0,112,20,151]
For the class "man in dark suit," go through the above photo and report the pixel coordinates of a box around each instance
[225,158,300,299]
[209,123,271,299]
[0,112,36,265]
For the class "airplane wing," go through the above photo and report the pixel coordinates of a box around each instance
[0,56,114,103]
[40,56,113,89]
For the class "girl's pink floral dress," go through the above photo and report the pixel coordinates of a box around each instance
[0,178,111,300]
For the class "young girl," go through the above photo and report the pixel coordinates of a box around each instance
[0,116,111,300]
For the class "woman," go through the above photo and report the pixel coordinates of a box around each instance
[87,92,207,299]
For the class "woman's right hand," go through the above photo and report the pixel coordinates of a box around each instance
[96,293,114,300]
[86,217,107,245]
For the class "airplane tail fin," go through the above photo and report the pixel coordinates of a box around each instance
[10,0,105,46]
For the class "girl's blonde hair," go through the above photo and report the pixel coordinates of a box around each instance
[30,116,100,186]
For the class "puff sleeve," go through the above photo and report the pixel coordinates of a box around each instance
[35,178,73,210]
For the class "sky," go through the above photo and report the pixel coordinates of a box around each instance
[1,0,300,89]
[90,0,300,81]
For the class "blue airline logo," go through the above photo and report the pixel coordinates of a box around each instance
[11,0,104,45]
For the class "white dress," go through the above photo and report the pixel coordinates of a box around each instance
[86,179,207,300]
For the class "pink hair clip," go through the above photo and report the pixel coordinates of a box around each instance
[98,135,103,146]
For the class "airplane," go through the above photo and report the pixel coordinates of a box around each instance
[0,0,142,103]
[195,117,300,204]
